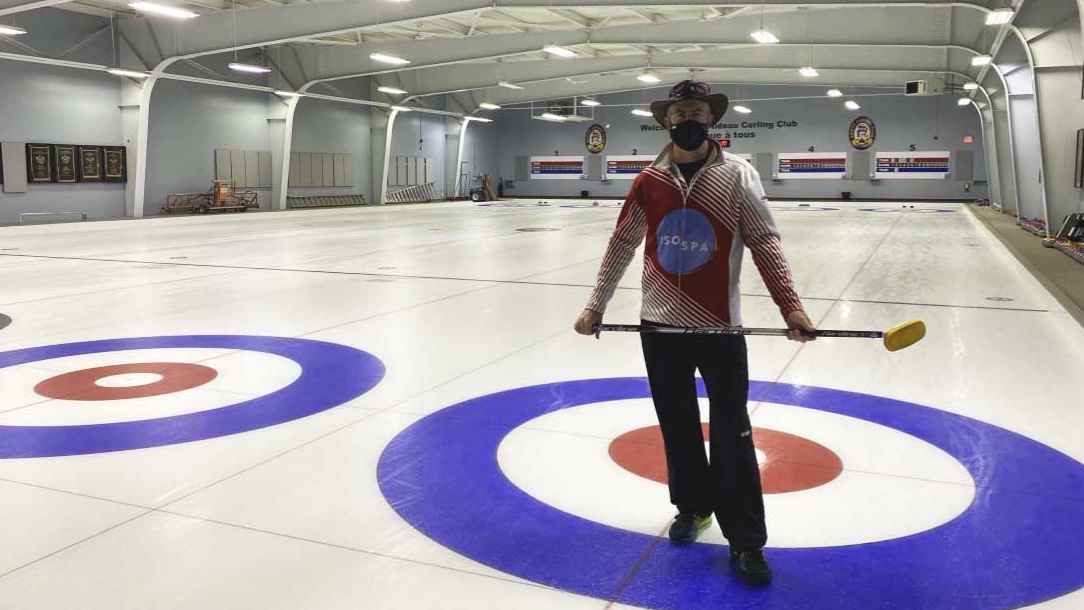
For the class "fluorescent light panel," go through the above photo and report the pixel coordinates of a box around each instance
[799,67,819,77]
[498,81,523,90]
[370,52,410,65]
[543,45,577,58]
[107,68,149,78]
[986,9,1013,25]
[128,2,198,19]
[964,82,979,90]
[732,105,752,114]
[750,29,778,44]
[971,55,992,66]
[958,97,972,106]
[580,98,601,106]
[631,109,653,117]
[377,86,407,95]
[844,100,860,110]
[229,62,271,73]
[637,72,661,83]
[827,89,843,97]
[274,90,302,97]
[466,117,492,122]
[0,25,27,35]
[479,102,501,110]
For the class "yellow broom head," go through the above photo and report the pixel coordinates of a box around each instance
[883,319,926,352]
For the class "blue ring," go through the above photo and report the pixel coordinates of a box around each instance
[0,336,384,458]
[378,378,1084,610]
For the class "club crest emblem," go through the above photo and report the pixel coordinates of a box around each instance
[585,124,606,154]
[849,116,876,150]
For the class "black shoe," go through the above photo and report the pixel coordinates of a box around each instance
[730,548,772,586]
[667,512,713,543]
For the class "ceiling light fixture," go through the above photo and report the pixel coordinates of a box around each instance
[498,81,523,90]
[750,29,779,44]
[957,97,972,106]
[391,105,412,112]
[580,98,601,106]
[543,45,577,58]
[479,102,501,110]
[827,88,843,97]
[370,52,410,65]
[732,105,752,114]
[128,2,198,19]
[540,112,567,121]
[637,71,661,83]
[377,86,407,95]
[0,24,28,35]
[107,68,149,78]
[799,66,819,77]
[971,55,992,66]
[631,109,653,117]
[844,100,860,110]
[963,82,979,91]
[466,116,493,122]
[229,62,271,73]
[274,90,302,97]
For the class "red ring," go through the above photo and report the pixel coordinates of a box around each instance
[34,363,218,401]
[608,424,843,494]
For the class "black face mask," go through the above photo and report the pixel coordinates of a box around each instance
[669,120,709,151]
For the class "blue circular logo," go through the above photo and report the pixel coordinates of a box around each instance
[656,209,716,274]
[0,335,385,458]
[378,378,1084,610]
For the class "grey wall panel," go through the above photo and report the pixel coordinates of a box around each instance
[230,149,247,186]
[396,157,408,186]
[298,153,314,187]
[245,150,260,188]
[755,153,773,178]
[851,151,871,180]
[215,149,232,181]
[288,152,301,187]
[586,155,603,181]
[954,150,974,182]
[310,153,323,187]
[322,154,335,187]
[515,156,529,181]
[1,142,28,193]
[333,154,347,187]
[407,157,418,186]
[344,154,356,187]
[258,151,273,188]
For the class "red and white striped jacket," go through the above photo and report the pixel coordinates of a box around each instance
[586,140,804,327]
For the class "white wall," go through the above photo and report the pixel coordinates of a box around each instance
[144,79,273,214]
[0,60,126,224]
[494,85,987,201]
[289,97,374,203]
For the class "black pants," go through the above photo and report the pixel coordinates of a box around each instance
[640,321,767,551]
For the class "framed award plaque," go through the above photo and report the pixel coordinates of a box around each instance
[78,146,102,182]
[103,146,127,183]
[54,144,78,183]
[26,143,54,183]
